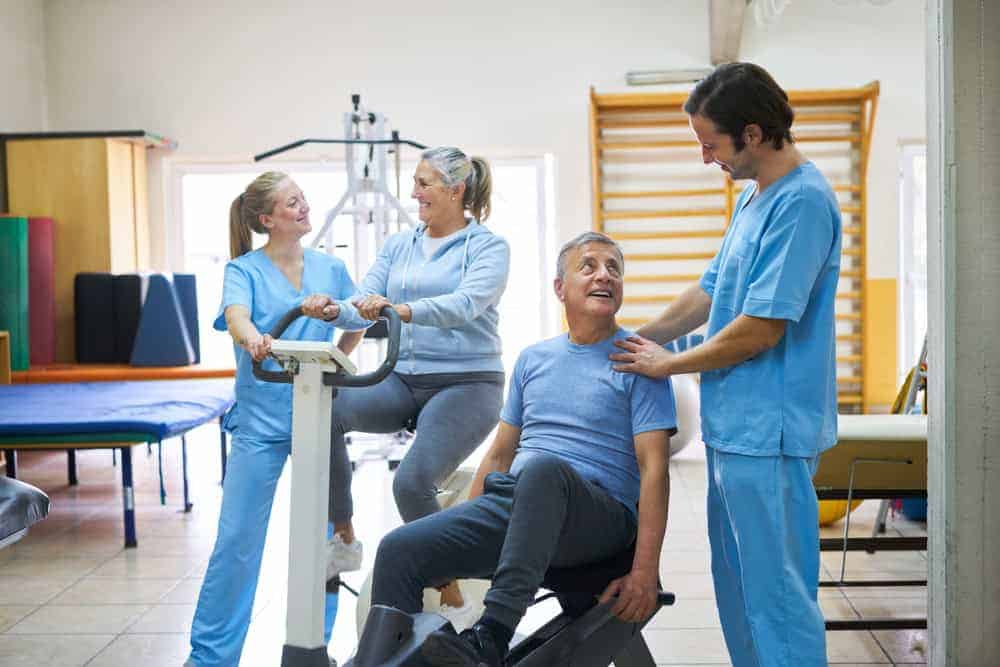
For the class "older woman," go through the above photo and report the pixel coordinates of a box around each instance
[315,147,509,622]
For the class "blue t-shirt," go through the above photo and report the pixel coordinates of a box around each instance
[699,162,841,458]
[213,248,359,442]
[501,329,677,518]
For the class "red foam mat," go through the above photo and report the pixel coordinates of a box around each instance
[27,217,55,365]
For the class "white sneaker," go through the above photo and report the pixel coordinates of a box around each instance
[326,534,363,579]
[435,597,484,634]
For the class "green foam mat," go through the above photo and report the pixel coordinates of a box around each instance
[0,216,29,371]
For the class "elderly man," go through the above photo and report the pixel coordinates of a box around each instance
[368,231,677,666]
[611,62,839,667]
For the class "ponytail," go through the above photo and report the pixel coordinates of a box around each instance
[229,193,252,259]
[228,171,288,259]
[465,156,492,222]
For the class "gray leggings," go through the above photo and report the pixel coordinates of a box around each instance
[329,371,504,524]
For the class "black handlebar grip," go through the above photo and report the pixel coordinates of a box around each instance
[251,305,400,388]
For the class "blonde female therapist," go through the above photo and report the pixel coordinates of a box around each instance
[187,172,369,667]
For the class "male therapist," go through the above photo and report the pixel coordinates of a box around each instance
[611,62,839,666]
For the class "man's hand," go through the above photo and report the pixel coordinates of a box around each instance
[301,294,340,321]
[244,333,273,363]
[610,336,674,378]
[598,567,660,623]
[353,294,393,321]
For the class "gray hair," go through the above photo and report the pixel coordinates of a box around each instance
[421,146,493,222]
[556,231,625,280]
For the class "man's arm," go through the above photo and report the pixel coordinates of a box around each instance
[600,429,670,622]
[467,421,521,500]
[636,283,713,345]
[612,313,786,378]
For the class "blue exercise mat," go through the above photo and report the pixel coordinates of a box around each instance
[0,379,235,441]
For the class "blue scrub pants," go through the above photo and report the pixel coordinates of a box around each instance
[188,435,336,667]
[705,446,827,667]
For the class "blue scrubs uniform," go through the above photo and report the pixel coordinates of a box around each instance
[698,162,841,667]
[188,248,363,667]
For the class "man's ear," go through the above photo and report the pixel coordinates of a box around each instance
[744,123,763,148]
[554,277,566,303]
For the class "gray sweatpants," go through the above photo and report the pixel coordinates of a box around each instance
[328,371,504,524]
[371,454,638,630]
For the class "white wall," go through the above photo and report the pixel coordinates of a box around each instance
[38,0,923,279]
[0,0,47,132]
[40,0,709,271]
[742,0,927,278]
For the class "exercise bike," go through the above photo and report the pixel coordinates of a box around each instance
[346,517,675,666]
[253,305,401,667]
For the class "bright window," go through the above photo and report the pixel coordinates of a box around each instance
[898,144,927,378]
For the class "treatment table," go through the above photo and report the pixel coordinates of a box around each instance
[0,379,234,547]
[815,414,927,631]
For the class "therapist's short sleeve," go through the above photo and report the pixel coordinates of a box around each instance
[213,261,253,331]
[743,190,836,323]
[500,353,528,428]
[699,252,721,297]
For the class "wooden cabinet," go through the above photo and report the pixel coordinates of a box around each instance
[3,133,166,362]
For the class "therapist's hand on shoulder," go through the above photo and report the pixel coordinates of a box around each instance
[599,567,659,623]
[301,294,340,321]
[610,336,674,378]
[244,334,273,363]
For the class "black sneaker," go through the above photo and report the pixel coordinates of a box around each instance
[421,622,505,667]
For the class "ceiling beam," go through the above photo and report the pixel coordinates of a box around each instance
[710,0,748,65]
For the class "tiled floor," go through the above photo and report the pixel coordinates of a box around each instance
[1,426,928,665]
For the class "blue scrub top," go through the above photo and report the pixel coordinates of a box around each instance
[699,162,841,458]
[213,248,359,442]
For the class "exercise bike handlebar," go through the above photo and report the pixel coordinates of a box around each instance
[251,305,401,387]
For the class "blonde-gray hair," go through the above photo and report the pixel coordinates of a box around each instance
[421,146,493,222]
[229,171,289,259]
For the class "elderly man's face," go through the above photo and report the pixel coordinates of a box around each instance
[555,242,624,319]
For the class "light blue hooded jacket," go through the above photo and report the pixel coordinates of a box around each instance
[335,220,510,375]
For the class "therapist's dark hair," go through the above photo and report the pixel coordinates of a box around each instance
[229,171,289,259]
[683,62,795,151]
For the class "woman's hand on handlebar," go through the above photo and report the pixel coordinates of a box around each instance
[244,334,274,363]
[353,295,413,323]
[353,294,393,321]
[302,294,341,321]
